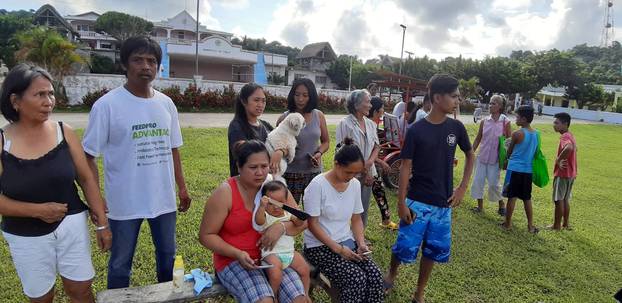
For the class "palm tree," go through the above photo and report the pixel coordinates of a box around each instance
[15,26,86,106]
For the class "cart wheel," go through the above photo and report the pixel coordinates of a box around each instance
[382,157,402,189]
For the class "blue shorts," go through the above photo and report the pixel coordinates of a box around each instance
[392,199,452,264]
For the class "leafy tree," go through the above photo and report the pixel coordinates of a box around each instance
[459,76,481,99]
[326,55,353,90]
[232,36,300,66]
[15,27,87,105]
[0,10,34,68]
[90,54,116,74]
[94,11,153,42]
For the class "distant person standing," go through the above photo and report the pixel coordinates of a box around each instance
[549,113,577,231]
[392,91,409,119]
[470,95,511,215]
[83,36,191,289]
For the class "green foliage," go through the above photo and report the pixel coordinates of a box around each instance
[268,72,286,85]
[15,27,86,107]
[90,54,116,74]
[231,36,300,66]
[94,11,153,42]
[326,55,353,90]
[459,76,481,99]
[81,87,109,107]
[0,10,34,68]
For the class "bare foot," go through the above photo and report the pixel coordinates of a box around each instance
[546,225,561,231]
[499,222,511,230]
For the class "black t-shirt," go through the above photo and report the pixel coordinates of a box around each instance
[227,118,273,177]
[401,118,472,207]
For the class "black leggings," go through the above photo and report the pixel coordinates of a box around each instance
[372,176,391,222]
[304,245,384,303]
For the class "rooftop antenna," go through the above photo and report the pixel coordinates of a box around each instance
[601,0,615,47]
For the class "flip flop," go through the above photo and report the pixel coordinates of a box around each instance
[499,222,511,230]
[529,227,540,234]
[380,221,399,230]
[497,208,506,216]
[383,280,394,295]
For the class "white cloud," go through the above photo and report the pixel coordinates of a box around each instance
[212,0,250,10]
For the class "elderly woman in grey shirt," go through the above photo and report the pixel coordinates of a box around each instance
[336,89,380,227]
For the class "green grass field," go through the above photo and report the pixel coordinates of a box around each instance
[0,123,621,302]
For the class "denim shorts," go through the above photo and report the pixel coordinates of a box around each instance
[392,199,452,264]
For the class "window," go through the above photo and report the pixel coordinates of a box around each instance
[100,43,112,49]
[76,24,90,31]
[177,31,185,39]
[295,74,306,80]
[316,76,327,84]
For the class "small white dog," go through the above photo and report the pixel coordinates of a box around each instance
[265,113,306,183]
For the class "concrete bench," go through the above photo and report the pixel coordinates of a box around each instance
[96,268,338,303]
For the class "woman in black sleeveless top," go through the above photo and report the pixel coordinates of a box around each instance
[0,64,111,302]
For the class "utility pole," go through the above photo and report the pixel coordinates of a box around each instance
[348,55,353,91]
[195,0,199,77]
[399,24,406,75]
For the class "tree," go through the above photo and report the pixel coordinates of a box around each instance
[0,10,34,68]
[326,55,353,90]
[15,27,87,105]
[232,36,300,66]
[90,54,116,74]
[94,11,153,42]
[459,77,481,99]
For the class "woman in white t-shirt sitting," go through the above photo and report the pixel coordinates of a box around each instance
[303,138,384,303]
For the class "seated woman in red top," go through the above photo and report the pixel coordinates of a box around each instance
[199,140,308,303]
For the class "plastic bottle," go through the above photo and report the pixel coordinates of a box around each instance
[172,255,185,292]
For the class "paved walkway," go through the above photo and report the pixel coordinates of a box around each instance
[0,112,596,129]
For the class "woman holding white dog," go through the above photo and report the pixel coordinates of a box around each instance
[276,78,330,203]
[336,89,380,227]
[228,83,283,177]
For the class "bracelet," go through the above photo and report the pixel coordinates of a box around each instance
[95,225,109,231]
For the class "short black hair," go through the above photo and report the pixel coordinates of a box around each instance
[516,105,535,123]
[334,137,364,167]
[428,74,459,103]
[261,180,289,198]
[120,36,162,69]
[0,63,53,123]
[554,112,571,126]
[287,78,318,113]
[368,96,384,118]
[423,93,431,104]
[235,140,270,169]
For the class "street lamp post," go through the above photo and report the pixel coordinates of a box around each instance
[399,24,406,75]
[348,55,353,91]
[195,0,199,77]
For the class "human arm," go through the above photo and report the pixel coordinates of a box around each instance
[448,122,475,208]
[312,111,330,165]
[397,159,414,224]
[350,214,369,255]
[172,148,191,212]
[0,196,67,223]
[258,189,306,250]
[556,138,574,169]
[199,182,258,270]
[472,121,484,152]
[255,196,268,226]
[64,123,111,251]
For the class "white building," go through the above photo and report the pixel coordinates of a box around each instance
[287,42,339,89]
[64,11,118,61]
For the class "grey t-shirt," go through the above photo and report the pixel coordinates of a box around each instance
[285,110,322,174]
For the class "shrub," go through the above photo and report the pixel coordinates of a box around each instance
[459,101,476,114]
[82,87,109,108]
[616,103,622,113]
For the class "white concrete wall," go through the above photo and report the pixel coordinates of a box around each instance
[63,73,350,105]
[543,105,622,124]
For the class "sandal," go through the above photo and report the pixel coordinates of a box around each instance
[529,227,540,234]
[497,208,506,216]
[383,280,394,295]
[380,221,398,230]
[471,207,483,213]
[499,222,511,230]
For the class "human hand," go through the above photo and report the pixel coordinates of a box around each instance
[36,202,68,223]
[365,159,374,171]
[90,198,108,224]
[257,222,285,251]
[364,175,375,187]
[96,228,112,252]
[357,245,371,259]
[178,187,191,212]
[311,152,322,167]
[260,196,270,208]
[235,250,258,270]
[338,245,363,262]
[270,151,283,174]
[397,202,413,225]
[557,158,568,170]
[448,186,467,208]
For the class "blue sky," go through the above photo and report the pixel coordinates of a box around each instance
[4,0,621,60]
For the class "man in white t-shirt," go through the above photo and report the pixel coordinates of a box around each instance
[82,36,191,289]
[392,91,410,119]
